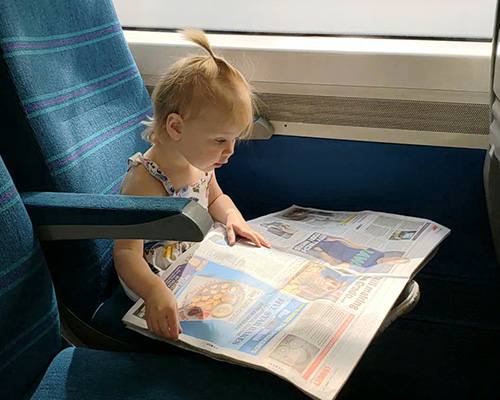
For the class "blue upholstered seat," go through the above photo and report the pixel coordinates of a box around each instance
[0,0,217,350]
[0,0,219,351]
[0,157,309,400]
[31,347,311,400]
[0,0,152,323]
[0,157,61,399]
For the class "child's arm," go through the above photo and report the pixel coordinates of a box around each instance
[114,240,181,340]
[115,164,181,340]
[208,174,270,248]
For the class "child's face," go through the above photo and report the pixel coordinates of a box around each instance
[177,105,251,172]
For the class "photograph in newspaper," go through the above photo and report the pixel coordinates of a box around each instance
[123,206,450,400]
[249,206,450,278]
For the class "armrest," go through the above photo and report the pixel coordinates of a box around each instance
[20,191,213,241]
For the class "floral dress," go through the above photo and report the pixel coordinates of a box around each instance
[120,152,213,301]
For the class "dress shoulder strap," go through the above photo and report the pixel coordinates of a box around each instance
[128,152,176,195]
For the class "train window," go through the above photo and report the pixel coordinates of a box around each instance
[113,0,496,149]
[113,0,496,39]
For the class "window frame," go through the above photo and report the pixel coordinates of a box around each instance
[125,30,492,149]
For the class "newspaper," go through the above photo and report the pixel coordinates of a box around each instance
[123,205,450,400]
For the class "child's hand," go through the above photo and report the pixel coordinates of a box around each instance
[226,211,271,248]
[144,284,182,340]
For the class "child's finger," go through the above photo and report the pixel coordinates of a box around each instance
[165,308,180,340]
[255,232,271,248]
[242,231,261,248]
[145,316,152,331]
[147,318,160,337]
[158,317,171,338]
[227,226,236,246]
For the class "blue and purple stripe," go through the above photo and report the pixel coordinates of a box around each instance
[46,107,151,166]
[49,113,148,170]
[0,188,15,203]
[3,26,120,51]
[0,245,41,281]
[47,106,152,176]
[1,21,121,58]
[0,21,119,44]
[0,183,20,213]
[0,301,59,373]
[21,63,137,106]
[108,182,123,195]
[24,65,139,118]
[101,173,127,195]
[0,255,46,298]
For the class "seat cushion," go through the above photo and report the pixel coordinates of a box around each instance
[31,347,310,400]
[91,285,163,349]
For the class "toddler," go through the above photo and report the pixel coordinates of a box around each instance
[114,29,270,341]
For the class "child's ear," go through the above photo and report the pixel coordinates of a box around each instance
[166,113,183,141]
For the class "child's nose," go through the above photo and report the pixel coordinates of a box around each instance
[223,140,235,156]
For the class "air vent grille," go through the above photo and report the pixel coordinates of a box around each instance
[257,93,489,135]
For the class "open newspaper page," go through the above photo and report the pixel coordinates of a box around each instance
[123,206,450,400]
[249,205,450,279]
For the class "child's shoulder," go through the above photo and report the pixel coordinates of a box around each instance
[120,162,167,197]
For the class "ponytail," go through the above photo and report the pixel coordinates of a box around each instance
[181,29,217,60]
[180,28,236,76]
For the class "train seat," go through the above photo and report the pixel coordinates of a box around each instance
[0,0,215,349]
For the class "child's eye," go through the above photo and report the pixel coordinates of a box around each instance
[215,139,226,144]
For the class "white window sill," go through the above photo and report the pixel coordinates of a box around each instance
[125,30,491,102]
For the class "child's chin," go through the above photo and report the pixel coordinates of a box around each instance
[196,165,215,173]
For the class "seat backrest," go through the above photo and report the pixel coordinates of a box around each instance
[0,156,61,399]
[0,0,152,319]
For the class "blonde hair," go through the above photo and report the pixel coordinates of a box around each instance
[143,29,256,143]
